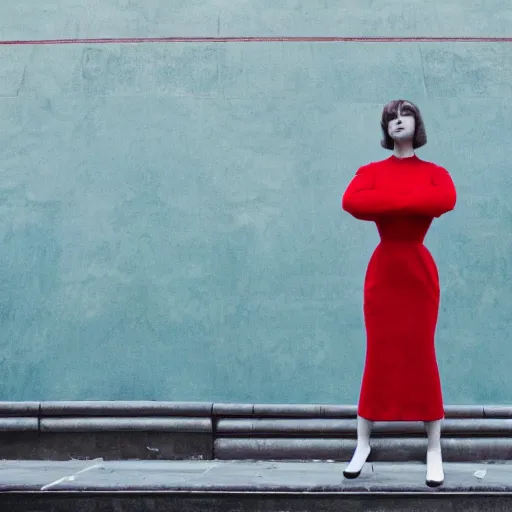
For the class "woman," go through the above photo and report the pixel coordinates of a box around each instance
[341,99,456,487]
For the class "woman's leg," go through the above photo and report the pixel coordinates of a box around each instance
[343,415,373,477]
[424,419,444,486]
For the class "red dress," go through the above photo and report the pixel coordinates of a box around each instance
[341,154,456,421]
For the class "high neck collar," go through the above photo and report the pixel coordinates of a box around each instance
[390,154,418,163]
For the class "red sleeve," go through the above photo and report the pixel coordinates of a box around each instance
[342,164,456,221]
[341,165,410,220]
[403,166,456,218]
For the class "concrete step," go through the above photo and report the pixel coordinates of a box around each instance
[0,460,511,511]
[1,402,512,462]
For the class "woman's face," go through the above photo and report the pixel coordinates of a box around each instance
[387,102,416,142]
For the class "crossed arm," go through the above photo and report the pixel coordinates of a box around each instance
[341,165,457,221]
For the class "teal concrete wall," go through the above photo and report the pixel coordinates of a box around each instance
[0,1,511,403]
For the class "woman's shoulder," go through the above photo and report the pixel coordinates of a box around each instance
[416,157,449,173]
[356,159,386,172]
[366,157,389,167]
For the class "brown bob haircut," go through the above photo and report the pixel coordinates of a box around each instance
[380,99,427,150]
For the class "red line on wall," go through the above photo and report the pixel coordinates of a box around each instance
[1,36,512,45]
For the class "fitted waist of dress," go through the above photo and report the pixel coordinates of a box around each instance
[378,239,425,246]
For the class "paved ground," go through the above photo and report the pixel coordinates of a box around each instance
[1,459,512,493]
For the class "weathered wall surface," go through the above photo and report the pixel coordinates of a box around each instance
[0,1,511,403]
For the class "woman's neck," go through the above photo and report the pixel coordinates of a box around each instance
[393,141,415,159]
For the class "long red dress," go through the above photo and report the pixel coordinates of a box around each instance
[341,154,456,421]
